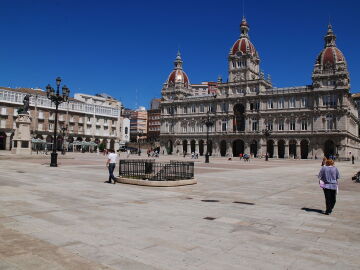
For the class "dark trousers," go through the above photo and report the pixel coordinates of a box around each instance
[323,188,337,213]
[108,163,116,182]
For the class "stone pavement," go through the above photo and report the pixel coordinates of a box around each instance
[0,151,359,269]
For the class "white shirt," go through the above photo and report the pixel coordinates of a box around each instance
[107,153,117,164]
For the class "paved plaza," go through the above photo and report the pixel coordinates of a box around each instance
[0,151,359,269]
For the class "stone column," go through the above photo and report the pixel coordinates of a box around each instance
[203,142,207,156]
[213,141,219,156]
[273,142,278,158]
[296,142,301,159]
[285,143,289,159]
[227,141,232,157]
[106,140,110,149]
[195,140,199,153]
[260,138,266,157]
[5,132,12,150]
[244,142,250,155]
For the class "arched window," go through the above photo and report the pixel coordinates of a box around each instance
[222,120,227,132]
[326,115,335,130]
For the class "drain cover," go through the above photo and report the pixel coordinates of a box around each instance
[203,217,216,220]
[201,200,220,202]
[233,201,255,205]
[16,171,25,173]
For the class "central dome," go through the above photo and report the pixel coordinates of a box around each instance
[315,25,346,70]
[230,18,258,57]
[231,38,257,56]
[167,69,190,87]
[316,47,345,69]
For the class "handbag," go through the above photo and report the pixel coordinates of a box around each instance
[319,180,326,188]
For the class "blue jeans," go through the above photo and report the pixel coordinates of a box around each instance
[108,163,116,182]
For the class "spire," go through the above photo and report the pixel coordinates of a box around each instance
[174,50,183,69]
[240,17,249,38]
[324,24,336,47]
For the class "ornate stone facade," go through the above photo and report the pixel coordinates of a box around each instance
[159,19,360,159]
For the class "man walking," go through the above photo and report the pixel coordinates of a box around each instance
[105,149,117,184]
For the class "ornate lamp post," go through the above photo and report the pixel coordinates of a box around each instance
[61,125,68,155]
[46,77,70,167]
[205,111,214,163]
[262,125,272,161]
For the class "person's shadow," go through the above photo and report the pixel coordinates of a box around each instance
[301,207,324,214]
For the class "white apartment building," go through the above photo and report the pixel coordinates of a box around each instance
[0,88,125,151]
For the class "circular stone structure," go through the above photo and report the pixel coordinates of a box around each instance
[118,159,196,187]
[117,177,197,187]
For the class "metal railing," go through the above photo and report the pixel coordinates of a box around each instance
[119,159,194,181]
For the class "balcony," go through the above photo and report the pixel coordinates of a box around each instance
[103,122,108,127]
[59,116,65,122]
[79,118,84,123]
[49,116,55,121]
[38,113,44,120]
[69,118,75,123]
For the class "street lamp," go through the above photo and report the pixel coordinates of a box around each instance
[204,111,214,163]
[46,77,70,167]
[262,125,272,161]
[61,125,68,155]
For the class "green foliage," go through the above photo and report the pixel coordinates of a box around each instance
[99,142,106,152]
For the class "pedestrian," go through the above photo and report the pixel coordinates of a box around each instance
[318,159,340,215]
[105,149,118,184]
[352,155,355,164]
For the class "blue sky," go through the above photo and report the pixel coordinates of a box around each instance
[0,0,359,109]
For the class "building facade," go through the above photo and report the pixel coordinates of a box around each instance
[129,106,148,142]
[0,87,123,151]
[159,19,360,159]
[147,98,161,142]
[191,81,219,96]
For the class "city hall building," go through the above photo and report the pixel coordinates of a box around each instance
[159,19,360,159]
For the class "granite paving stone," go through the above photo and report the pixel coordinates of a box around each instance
[0,151,359,269]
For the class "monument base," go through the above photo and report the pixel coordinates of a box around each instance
[11,113,32,155]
